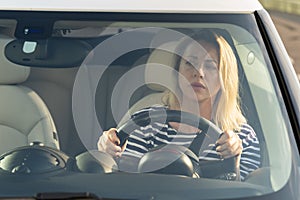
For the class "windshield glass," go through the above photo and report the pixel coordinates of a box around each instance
[0,13,294,199]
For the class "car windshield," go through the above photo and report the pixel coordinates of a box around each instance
[0,12,296,199]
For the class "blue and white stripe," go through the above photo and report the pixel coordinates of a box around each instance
[123,106,261,180]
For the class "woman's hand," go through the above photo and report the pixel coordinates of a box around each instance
[215,130,243,159]
[97,128,127,157]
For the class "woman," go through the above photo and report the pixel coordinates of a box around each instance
[98,30,260,180]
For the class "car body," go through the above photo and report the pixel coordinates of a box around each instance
[0,0,299,199]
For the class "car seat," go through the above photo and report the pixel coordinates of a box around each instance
[0,36,59,155]
[118,41,177,125]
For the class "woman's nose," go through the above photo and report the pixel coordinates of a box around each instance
[193,65,204,78]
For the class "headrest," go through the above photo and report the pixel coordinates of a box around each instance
[145,42,178,92]
[0,36,30,84]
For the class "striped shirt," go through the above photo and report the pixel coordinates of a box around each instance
[122,105,261,180]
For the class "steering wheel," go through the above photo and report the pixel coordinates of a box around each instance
[116,109,238,180]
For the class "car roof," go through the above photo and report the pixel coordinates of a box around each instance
[0,0,263,13]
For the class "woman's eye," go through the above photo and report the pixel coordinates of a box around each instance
[204,62,218,71]
[185,60,194,66]
[185,60,199,69]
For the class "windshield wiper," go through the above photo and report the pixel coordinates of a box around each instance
[35,192,101,200]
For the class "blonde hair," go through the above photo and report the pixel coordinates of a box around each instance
[162,30,246,131]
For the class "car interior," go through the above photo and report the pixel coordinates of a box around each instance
[0,20,276,190]
[0,35,59,156]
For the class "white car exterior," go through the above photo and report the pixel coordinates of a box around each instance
[0,0,262,12]
[0,0,299,199]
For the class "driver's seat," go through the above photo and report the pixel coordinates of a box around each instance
[0,36,59,155]
[119,42,177,125]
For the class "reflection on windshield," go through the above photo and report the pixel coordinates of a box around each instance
[0,16,293,199]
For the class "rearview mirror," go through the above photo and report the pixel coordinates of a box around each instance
[5,38,93,68]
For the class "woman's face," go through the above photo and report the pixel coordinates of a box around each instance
[178,40,221,103]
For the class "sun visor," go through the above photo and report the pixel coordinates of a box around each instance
[5,38,93,68]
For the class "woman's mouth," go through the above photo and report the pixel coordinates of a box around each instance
[191,82,206,89]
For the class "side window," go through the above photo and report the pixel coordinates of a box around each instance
[234,28,292,190]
